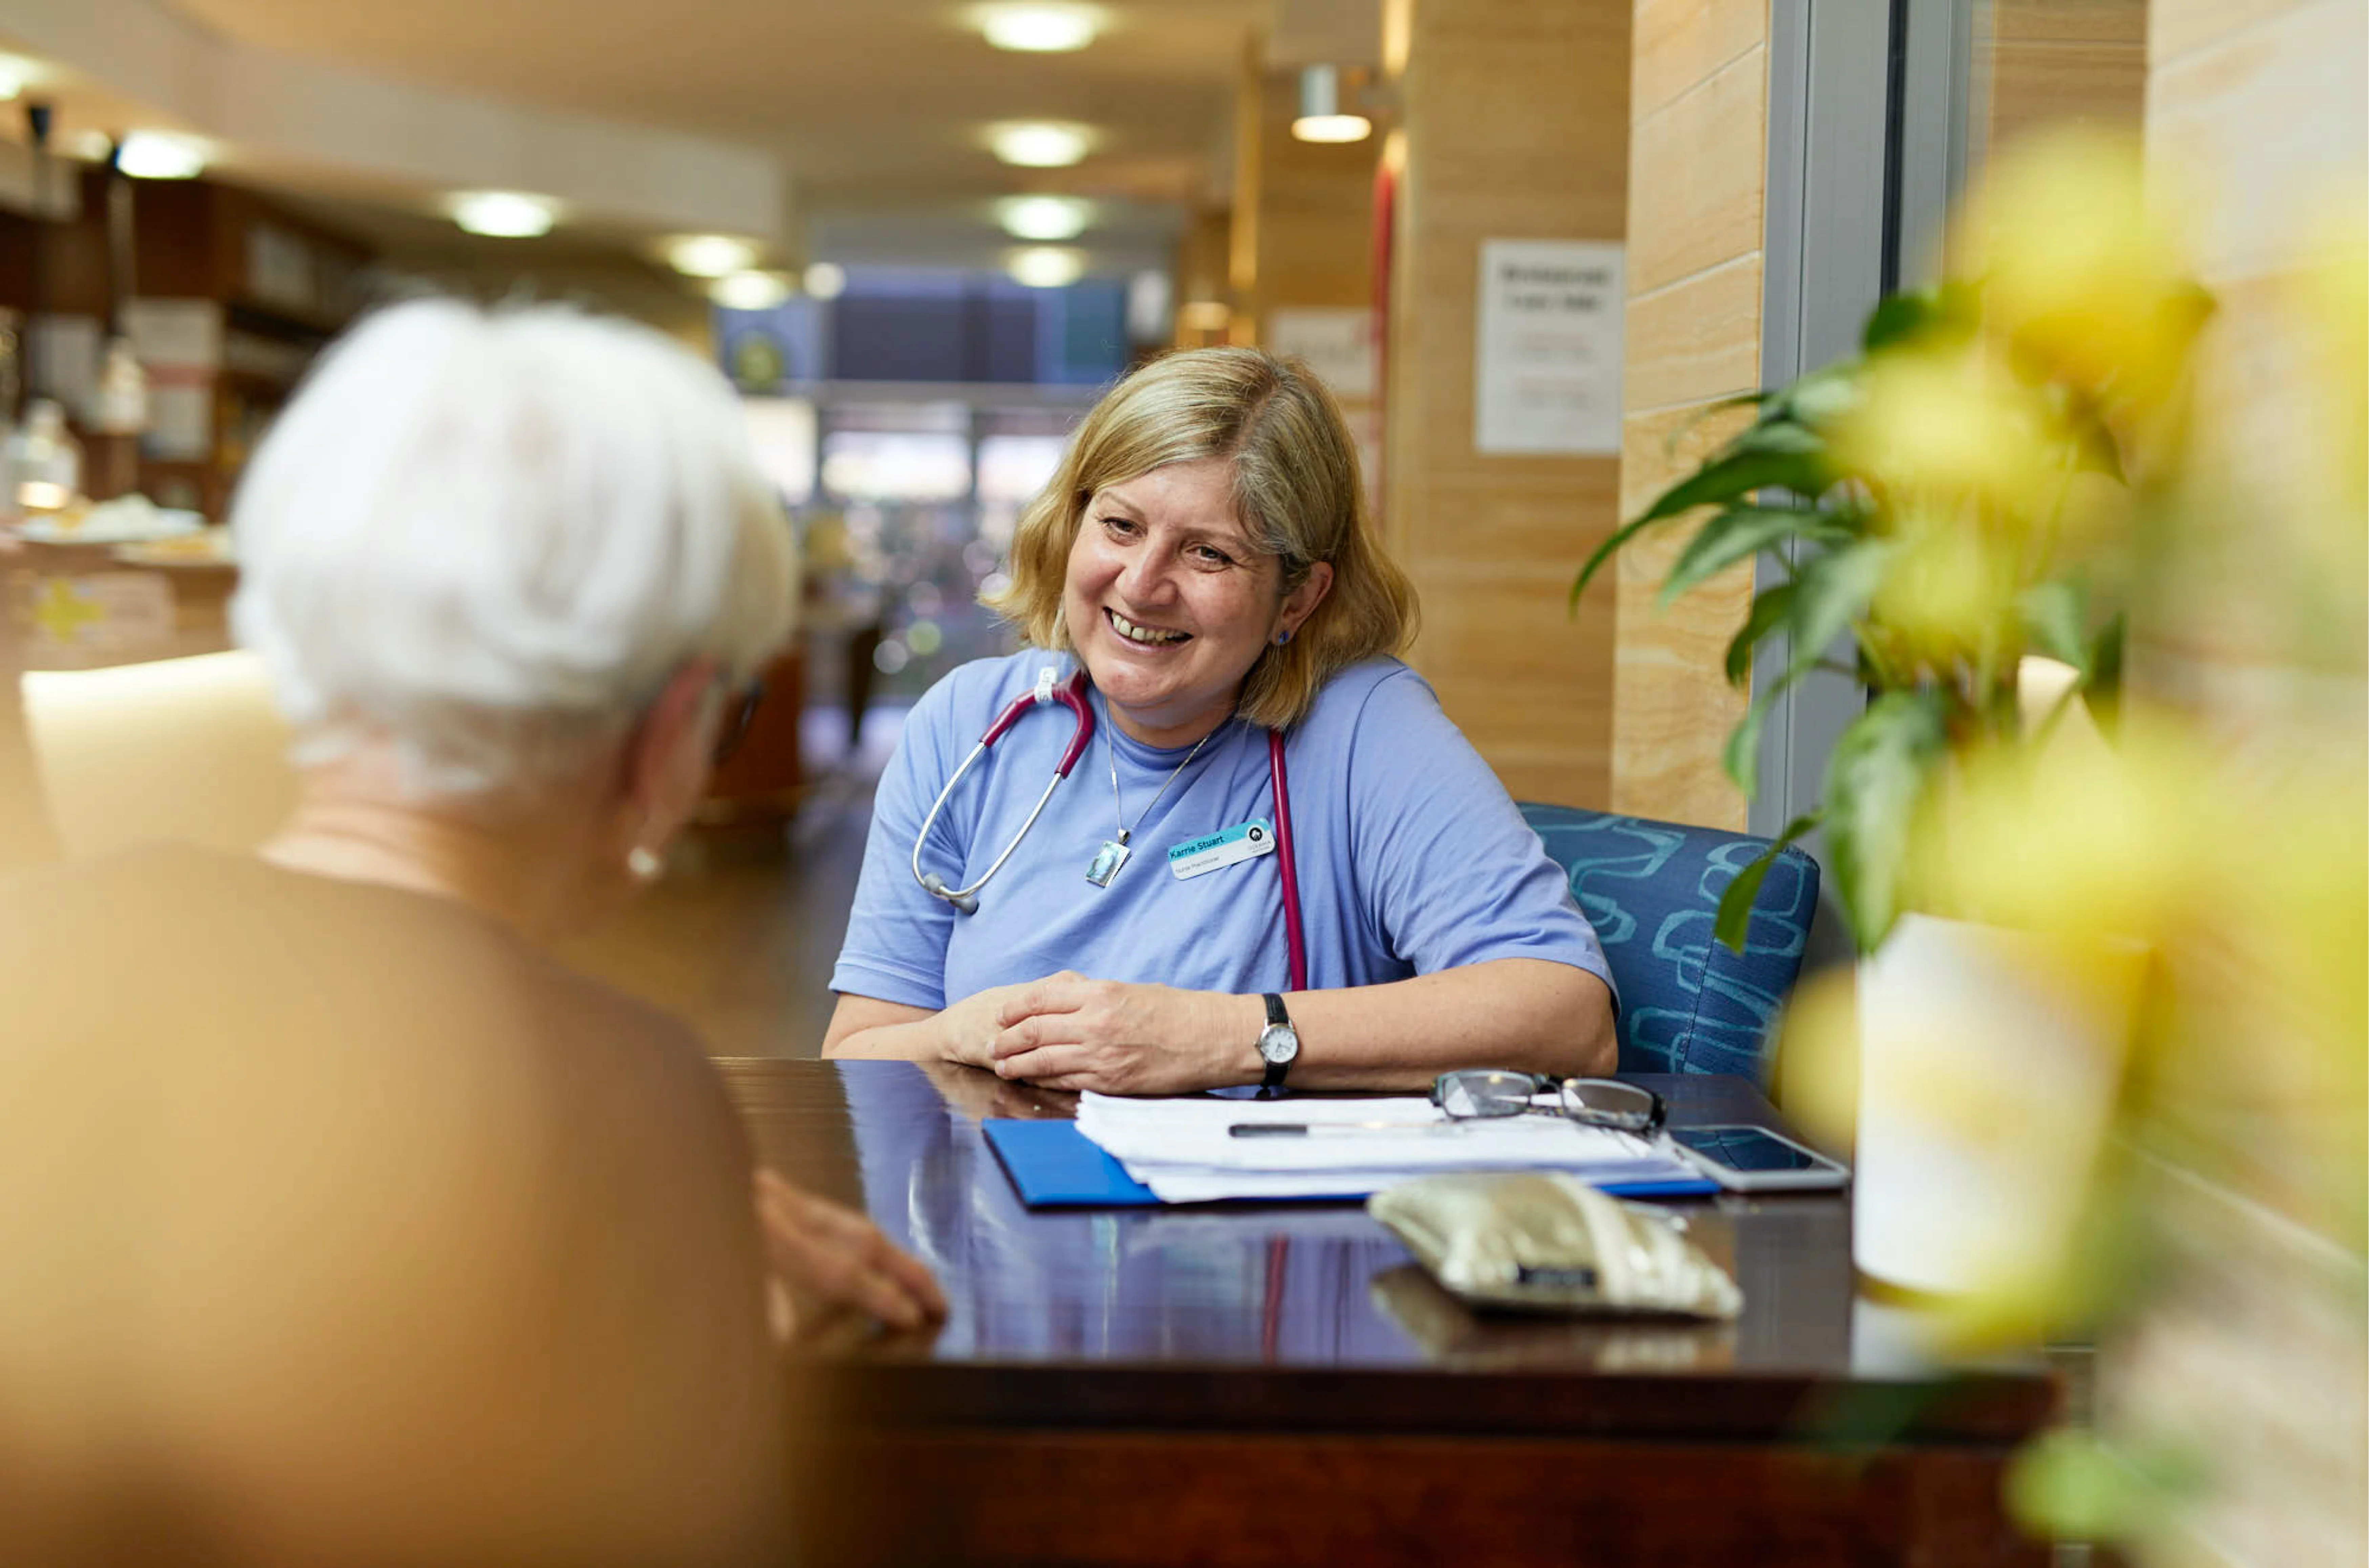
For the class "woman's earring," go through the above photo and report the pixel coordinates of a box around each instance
[627,845,664,883]
[1274,628,1294,647]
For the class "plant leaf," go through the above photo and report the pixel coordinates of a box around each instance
[1725,580,1797,687]
[2018,579,2089,670]
[1820,689,1949,953]
[2053,387,2128,483]
[1721,663,1804,795]
[1772,365,1865,428]
[1860,281,1980,354]
[2088,610,2126,735]
[1713,812,1823,953]
[1725,419,1825,457]
[1570,509,1675,613]
[1636,448,1831,525]
[1660,505,1860,607]
[1784,539,1896,682]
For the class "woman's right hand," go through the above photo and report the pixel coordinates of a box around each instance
[754,1168,946,1342]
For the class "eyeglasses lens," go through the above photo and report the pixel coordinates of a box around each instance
[1559,1079,1659,1130]
[1435,1070,1539,1119]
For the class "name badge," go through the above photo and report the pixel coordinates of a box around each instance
[1167,819,1278,880]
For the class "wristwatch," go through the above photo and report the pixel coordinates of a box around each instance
[1255,993,1299,1093]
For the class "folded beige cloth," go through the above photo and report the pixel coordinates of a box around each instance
[1370,1172,1743,1319]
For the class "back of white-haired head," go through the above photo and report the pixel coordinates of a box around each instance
[231,299,795,799]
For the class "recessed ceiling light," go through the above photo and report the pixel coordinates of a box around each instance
[1008,246,1085,289]
[711,270,794,310]
[449,191,556,238]
[976,4,1100,52]
[998,195,1092,242]
[1291,114,1372,144]
[0,55,39,102]
[802,262,847,300]
[988,122,1091,169]
[666,235,759,278]
[117,132,208,180]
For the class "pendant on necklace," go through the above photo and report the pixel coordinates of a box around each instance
[1086,836,1133,888]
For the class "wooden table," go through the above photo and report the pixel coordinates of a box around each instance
[722,1060,2055,1567]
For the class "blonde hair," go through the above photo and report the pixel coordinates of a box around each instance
[986,347,1417,730]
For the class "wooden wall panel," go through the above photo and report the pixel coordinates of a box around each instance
[1994,0,2149,45]
[1613,403,1756,826]
[1384,0,1631,809]
[1608,4,1769,830]
[1625,50,1769,296]
[1622,256,1763,413]
[2132,0,2368,705]
[1984,0,2149,154]
[1248,73,1378,332]
[2150,0,2294,66]
[2104,9,2368,1564]
[1633,0,1767,117]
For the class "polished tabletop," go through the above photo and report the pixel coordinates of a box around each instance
[723,1059,2052,1444]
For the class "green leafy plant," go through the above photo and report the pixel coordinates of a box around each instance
[1574,281,2172,955]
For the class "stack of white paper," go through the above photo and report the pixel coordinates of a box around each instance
[1073,1091,1702,1203]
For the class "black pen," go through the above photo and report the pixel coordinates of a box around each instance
[1227,1121,1458,1137]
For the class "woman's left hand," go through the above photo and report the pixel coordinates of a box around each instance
[989,975,1257,1094]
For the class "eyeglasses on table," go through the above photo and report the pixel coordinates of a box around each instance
[1430,1070,1666,1136]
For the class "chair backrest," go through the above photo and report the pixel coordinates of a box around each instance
[1519,802,1820,1079]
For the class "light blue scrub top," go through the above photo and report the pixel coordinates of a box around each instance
[831,650,1617,1009]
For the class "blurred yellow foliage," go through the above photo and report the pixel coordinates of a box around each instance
[1833,349,2056,516]
[1963,128,2207,411]
[1871,509,2019,669]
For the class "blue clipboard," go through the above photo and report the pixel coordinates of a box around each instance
[983,1118,1158,1206]
[982,1118,1719,1206]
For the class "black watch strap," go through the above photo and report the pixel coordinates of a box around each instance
[1259,992,1294,1091]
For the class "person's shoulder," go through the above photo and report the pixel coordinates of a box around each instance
[1304,656,1442,733]
[910,648,1067,732]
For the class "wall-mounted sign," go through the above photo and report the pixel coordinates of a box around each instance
[1267,307,1378,401]
[1473,239,1623,456]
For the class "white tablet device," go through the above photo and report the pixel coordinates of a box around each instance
[1665,1124,1851,1193]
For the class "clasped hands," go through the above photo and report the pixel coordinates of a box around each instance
[939,971,1261,1095]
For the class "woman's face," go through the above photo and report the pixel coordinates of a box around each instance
[1062,459,1327,746]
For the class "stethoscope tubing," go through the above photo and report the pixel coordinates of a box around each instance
[912,669,1094,914]
[912,665,1307,991]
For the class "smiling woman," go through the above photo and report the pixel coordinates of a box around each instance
[823,348,1619,1095]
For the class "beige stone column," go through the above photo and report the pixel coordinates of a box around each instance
[1606,0,1772,829]
[1384,0,1631,807]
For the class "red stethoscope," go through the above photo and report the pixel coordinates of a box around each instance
[910,666,1308,993]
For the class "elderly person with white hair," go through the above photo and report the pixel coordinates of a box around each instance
[0,300,937,1566]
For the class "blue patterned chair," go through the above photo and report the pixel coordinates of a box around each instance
[1518,803,1820,1080]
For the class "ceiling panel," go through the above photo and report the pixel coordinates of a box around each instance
[160,0,1266,203]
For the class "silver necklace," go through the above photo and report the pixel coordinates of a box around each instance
[1086,719,1217,888]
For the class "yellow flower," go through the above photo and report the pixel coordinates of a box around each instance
[1962,127,2207,410]
[1831,347,2056,513]
[1871,510,2019,668]
[1908,710,2212,948]
[1769,967,1858,1153]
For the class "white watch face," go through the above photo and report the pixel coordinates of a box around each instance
[1259,1023,1299,1064]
